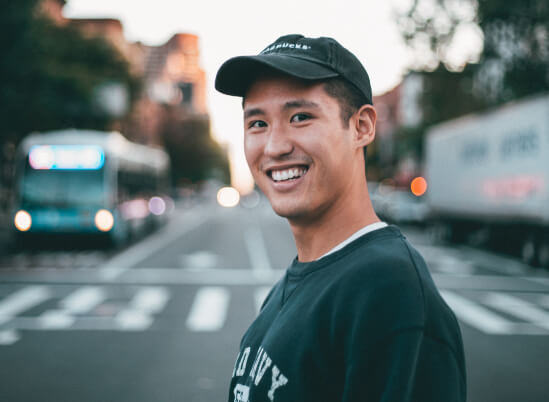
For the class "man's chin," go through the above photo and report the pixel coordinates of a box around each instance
[269,201,309,221]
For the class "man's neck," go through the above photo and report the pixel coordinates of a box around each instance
[289,189,380,262]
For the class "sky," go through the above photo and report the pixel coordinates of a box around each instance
[64,0,415,192]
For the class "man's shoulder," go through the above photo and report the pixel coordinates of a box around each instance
[333,226,423,284]
[323,228,433,321]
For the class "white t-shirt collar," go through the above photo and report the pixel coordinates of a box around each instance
[317,221,388,260]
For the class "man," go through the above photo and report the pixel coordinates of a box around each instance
[215,34,466,402]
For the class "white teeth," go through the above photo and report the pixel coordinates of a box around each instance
[271,167,307,182]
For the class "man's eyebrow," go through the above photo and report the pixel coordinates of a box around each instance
[244,100,320,119]
[243,108,265,120]
[283,99,320,111]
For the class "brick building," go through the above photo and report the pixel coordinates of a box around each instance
[39,0,209,147]
[373,73,424,183]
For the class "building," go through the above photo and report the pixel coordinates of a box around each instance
[143,33,207,114]
[373,73,424,184]
[38,0,209,147]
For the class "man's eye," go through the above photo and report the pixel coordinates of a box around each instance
[290,113,311,123]
[249,120,267,129]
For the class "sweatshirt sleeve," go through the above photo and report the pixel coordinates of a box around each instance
[333,254,466,402]
[341,328,465,402]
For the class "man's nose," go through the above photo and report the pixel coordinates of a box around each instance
[264,126,293,157]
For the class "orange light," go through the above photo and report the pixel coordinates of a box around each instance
[411,177,427,196]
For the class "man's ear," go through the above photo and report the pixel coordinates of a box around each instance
[354,104,376,148]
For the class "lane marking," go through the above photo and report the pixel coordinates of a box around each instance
[179,251,218,270]
[440,290,513,334]
[526,277,549,287]
[59,286,106,314]
[4,316,149,331]
[0,330,20,345]
[39,310,75,329]
[0,286,51,325]
[186,287,230,332]
[123,268,284,286]
[244,225,273,279]
[2,268,546,290]
[254,287,271,315]
[99,212,209,281]
[129,286,170,314]
[115,310,153,331]
[435,254,475,275]
[539,295,549,309]
[484,292,549,331]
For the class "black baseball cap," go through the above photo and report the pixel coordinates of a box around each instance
[215,34,372,104]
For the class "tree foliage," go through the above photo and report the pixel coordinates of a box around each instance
[399,0,549,105]
[161,113,231,186]
[0,0,137,144]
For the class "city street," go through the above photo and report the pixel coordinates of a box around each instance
[1,199,548,402]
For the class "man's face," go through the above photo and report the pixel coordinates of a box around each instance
[243,75,361,223]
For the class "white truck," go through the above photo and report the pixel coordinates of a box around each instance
[425,93,549,267]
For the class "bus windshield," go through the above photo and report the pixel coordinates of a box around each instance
[21,166,106,208]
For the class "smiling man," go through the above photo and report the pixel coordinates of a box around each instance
[215,34,466,402]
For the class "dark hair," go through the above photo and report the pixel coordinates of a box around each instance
[322,78,370,165]
[322,78,370,128]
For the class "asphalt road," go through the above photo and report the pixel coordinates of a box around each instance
[1,198,548,402]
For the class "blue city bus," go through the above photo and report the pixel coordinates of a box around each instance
[11,129,171,246]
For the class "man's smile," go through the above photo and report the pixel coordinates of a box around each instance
[268,166,309,182]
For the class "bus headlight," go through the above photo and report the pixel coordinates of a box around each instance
[14,210,32,232]
[95,209,114,232]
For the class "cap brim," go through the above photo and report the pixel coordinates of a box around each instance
[215,54,339,97]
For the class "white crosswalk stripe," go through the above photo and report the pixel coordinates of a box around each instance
[129,286,170,314]
[254,287,271,315]
[441,290,549,335]
[39,310,75,329]
[0,286,52,325]
[483,292,549,331]
[0,329,20,345]
[114,286,171,331]
[59,286,106,314]
[441,290,513,334]
[186,287,230,332]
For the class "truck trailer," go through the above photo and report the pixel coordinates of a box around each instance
[425,93,549,267]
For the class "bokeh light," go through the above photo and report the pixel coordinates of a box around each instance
[411,177,428,196]
[217,187,240,208]
[240,190,261,208]
[149,196,166,215]
[95,209,114,232]
[14,210,32,232]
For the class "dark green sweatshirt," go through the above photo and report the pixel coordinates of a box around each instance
[228,225,466,402]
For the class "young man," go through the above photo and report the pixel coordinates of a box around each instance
[215,34,466,402]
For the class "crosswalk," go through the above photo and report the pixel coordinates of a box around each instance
[1,282,549,346]
[0,284,272,346]
[441,290,549,336]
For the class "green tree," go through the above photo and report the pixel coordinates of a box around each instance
[0,0,138,144]
[161,112,230,187]
[399,0,549,105]
[0,0,138,214]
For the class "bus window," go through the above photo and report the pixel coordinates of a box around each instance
[21,163,106,207]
